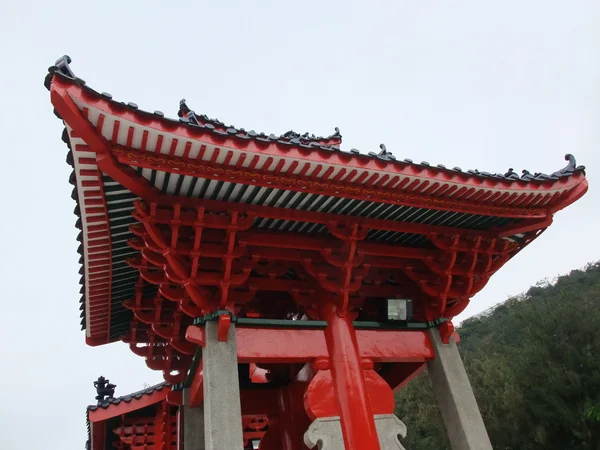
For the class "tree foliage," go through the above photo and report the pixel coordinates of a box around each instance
[395,261,600,450]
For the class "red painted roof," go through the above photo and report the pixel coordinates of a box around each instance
[46,56,587,213]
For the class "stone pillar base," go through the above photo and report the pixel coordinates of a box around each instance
[304,414,407,450]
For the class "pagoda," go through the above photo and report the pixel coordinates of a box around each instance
[46,55,588,450]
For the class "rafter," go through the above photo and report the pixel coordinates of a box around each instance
[109,144,556,218]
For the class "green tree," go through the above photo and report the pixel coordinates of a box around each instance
[395,261,600,450]
[586,406,600,450]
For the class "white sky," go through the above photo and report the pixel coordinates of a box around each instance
[0,1,598,449]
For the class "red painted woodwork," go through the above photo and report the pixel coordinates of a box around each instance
[123,193,523,389]
[109,145,561,218]
[124,198,529,345]
[439,320,461,344]
[217,313,231,342]
[111,404,177,450]
[250,363,270,383]
[88,388,169,422]
[166,389,183,406]
[130,199,508,247]
[50,72,589,353]
[91,421,106,450]
[123,320,192,385]
[51,77,589,216]
[242,416,270,448]
[185,325,434,363]
[304,368,394,420]
[91,391,278,450]
[56,90,559,346]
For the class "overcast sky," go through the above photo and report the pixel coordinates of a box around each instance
[0,1,598,449]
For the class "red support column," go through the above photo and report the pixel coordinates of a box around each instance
[320,302,381,450]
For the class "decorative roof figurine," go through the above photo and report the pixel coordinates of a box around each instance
[93,376,116,404]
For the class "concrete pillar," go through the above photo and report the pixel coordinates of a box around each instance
[183,389,205,450]
[426,328,493,450]
[304,414,408,449]
[203,321,244,450]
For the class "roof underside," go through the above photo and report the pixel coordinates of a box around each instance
[83,170,519,340]
[132,168,517,242]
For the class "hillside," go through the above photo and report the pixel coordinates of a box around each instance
[395,262,600,450]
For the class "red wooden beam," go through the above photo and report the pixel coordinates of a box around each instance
[238,229,439,259]
[496,216,553,238]
[132,225,442,263]
[135,199,533,245]
[122,276,417,312]
[185,325,434,363]
[89,421,106,450]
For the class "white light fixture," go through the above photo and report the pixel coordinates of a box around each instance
[387,298,412,321]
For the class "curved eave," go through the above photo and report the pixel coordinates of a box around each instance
[59,122,137,345]
[87,382,170,422]
[86,382,171,450]
[49,75,587,216]
[548,177,589,214]
[64,123,119,345]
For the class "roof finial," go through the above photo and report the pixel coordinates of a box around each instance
[368,143,395,160]
[521,169,534,181]
[551,153,585,178]
[94,376,116,404]
[564,154,576,171]
[55,55,72,69]
[178,99,200,126]
[380,144,395,159]
[45,55,76,90]
[504,168,519,180]
[178,99,190,118]
[281,130,301,140]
